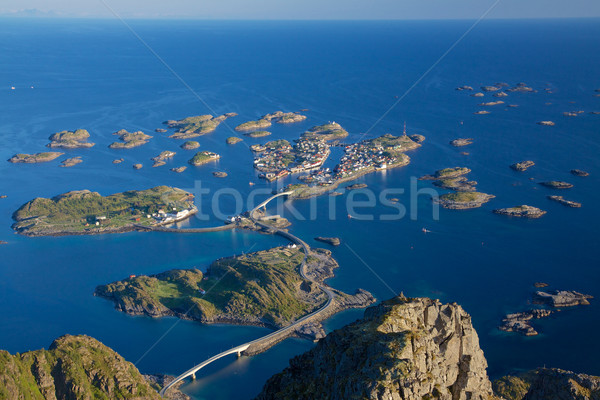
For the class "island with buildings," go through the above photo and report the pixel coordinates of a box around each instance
[12,186,196,236]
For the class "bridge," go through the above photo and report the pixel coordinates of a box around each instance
[160,190,338,396]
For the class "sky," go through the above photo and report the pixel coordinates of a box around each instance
[1,0,600,20]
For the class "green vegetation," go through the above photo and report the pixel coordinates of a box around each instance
[109,129,152,149]
[166,113,236,138]
[0,335,161,399]
[47,129,95,148]
[244,130,272,138]
[235,118,272,132]
[492,375,532,400]
[440,191,486,202]
[96,247,322,327]
[302,122,348,141]
[7,152,64,163]
[226,136,243,144]
[12,186,195,236]
[189,151,220,166]
[262,111,307,124]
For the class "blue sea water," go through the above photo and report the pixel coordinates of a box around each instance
[1,18,599,399]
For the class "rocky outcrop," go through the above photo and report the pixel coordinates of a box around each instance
[256,297,498,400]
[533,290,593,307]
[493,205,546,218]
[510,161,534,172]
[8,152,64,163]
[539,181,573,189]
[59,157,83,168]
[0,334,176,399]
[47,129,95,148]
[314,237,341,246]
[438,192,495,209]
[180,141,200,150]
[493,368,600,400]
[547,195,581,208]
[537,121,555,126]
[498,309,553,336]
[571,169,589,177]
[450,138,473,147]
[409,134,425,143]
[109,129,153,149]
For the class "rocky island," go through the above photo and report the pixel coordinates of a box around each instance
[493,205,546,218]
[188,151,220,166]
[539,181,573,189]
[533,290,593,307]
[235,118,272,132]
[0,334,187,399]
[256,296,498,400]
[151,150,176,167]
[12,186,196,236]
[109,129,153,149]
[47,129,95,148]
[8,152,64,164]
[450,138,473,147]
[438,192,495,209]
[236,111,306,132]
[59,156,83,168]
[226,136,243,144]
[314,237,341,246]
[547,195,581,208]
[244,130,272,138]
[571,169,589,177]
[537,120,555,126]
[510,160,535,171]
[498,309,554,336]
[180,140,200,150]
[171,166,187,173]
[166,113,236,138]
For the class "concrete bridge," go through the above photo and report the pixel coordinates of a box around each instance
[160,190,339,396]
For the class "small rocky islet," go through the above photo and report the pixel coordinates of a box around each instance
[547,195,581,208]
[314,237,341,246]
[166,113,237,139]
[449,138,473,147]
[151,150,176,167]
[437,191,495,209]
[8,152,64,163]
[539,181,573,189]
[59,156,83,168]
[510,160,535,171]
[109,129,153,149]
[571,168,589,177]
[47,129,95,148]
[180,140,200,150]
[226,136,243,144]
[493,205,546,218]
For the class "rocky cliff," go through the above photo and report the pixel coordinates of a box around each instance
[255,296,498,400]
[0,335,186,400]
[493,368,600,400]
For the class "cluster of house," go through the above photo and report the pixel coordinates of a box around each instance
[255,138,331,182]
[151,207,195,224]
[333,141,398,178]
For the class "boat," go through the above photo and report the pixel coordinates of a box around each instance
[249,181,255,186]
[422,228,431,233]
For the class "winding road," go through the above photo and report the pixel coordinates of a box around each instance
[159,191,336,396]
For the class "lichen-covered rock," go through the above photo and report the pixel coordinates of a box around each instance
[256,297,498,400]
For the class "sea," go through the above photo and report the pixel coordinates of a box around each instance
[0,18,599,399]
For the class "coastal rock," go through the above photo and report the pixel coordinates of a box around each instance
[471,92,485,97]
[481,85,500,92]
[493,368,600,400]
[507,83,535,93]
[8,152,64,163]
[0,335,165,399]
[314,237,341,246]
[133,163,143,169]
[533,290,593,307]
[456,85,473,91]
[408,134,425,143]
[493,205,546,218]
[571,169,589,177]
[59,156,82,168]
[438,192,495,209]
[474,110,490,115]
[537,121,555,126]
[47,129,95,148]
[493,91,508,97]
[539,181,573,189]
[547,195,581,208]
[170,166,187,173]
[109,129,153,149]
[256,297,498,400]
[450,138,473,147]
[510,160,535,171]
[226,136,243,144]
[180,141,200,150]
[533,282,549,288]
[563,110,585,117]
[346,183,367,190]
[155,128,167,133]
[498,309,553,336]
[213,171,228,178]
[112,158,124,164]
[151,150,176,167]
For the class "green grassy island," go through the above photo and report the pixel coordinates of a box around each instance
[47,129,95,149]
[96,247,326,328]
[302,122,348,141]
[244,130,272,138]
[189,151,220,166]
[235,118,272,132]
[166,113,236,138]
[438,191,495,209]
[7,152,64,164]
[12,186,196,236]
[109,129,153,149]
[180,140,200,150]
